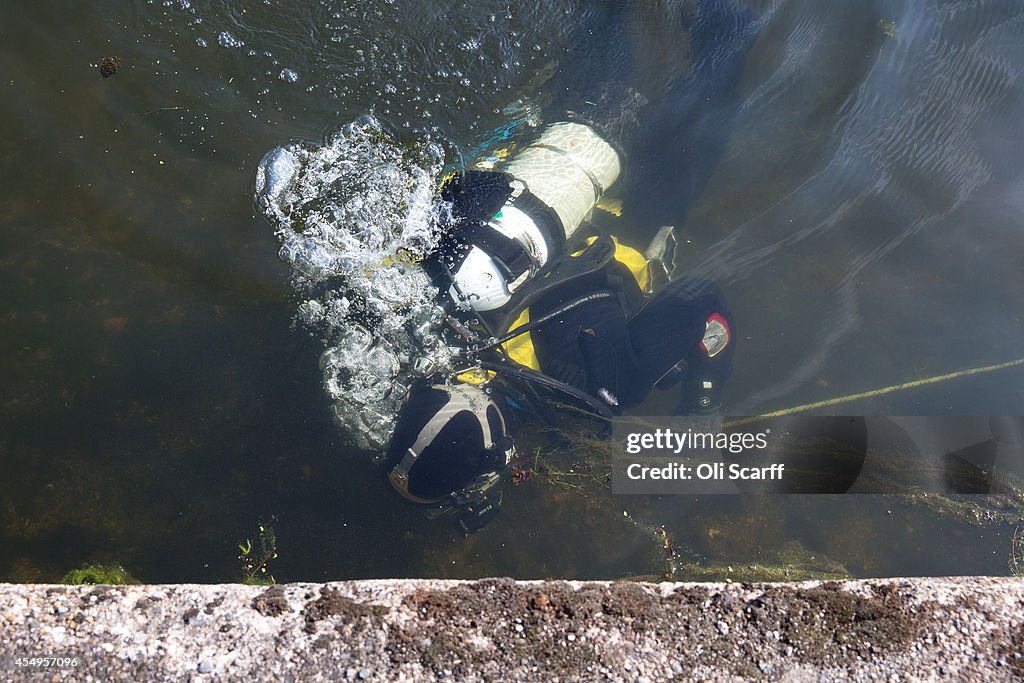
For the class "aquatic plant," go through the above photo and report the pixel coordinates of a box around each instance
[905,490,1024,527]
[238,519,279,585]
[674,540,851,583]
[515,415,620,495]
[60,564,139,585]
[1009,526,1024,578]
[514,425,688,578]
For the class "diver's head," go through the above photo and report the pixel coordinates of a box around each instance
[384,382,515,504]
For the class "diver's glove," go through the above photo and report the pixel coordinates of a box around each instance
[644,225,679,281]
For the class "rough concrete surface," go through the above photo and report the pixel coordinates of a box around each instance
[0,577,1022,682]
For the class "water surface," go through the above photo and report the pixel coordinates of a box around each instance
[2,0,1023,582]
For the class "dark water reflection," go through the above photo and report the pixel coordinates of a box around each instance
[1,0,1023,582]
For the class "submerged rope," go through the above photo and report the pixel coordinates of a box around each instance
[727,356,1024,427]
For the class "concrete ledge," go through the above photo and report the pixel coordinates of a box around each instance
[1,577,1022,682]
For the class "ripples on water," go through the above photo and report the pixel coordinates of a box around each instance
[625,0,1024,416]
[134,0,577,134]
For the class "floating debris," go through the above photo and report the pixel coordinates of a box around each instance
[99,56,122,78]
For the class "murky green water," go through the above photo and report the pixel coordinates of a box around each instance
[2,0,1023,583]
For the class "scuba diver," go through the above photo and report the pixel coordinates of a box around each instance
[383,118,735,535]
[248,0,759,534]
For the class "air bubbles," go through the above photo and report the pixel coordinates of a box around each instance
[279,68,299,83]
[255,117,452,450]
[195,37,207,48]
[217,31,243,48]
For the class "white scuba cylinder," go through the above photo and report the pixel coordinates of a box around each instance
[447,121,621,312]
[502,122,621,239]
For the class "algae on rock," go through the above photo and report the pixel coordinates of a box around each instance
[60,564,139,585]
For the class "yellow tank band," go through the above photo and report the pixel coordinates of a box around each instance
[499,308,541,371]
[575,236,652,293]
[456,368,497,385]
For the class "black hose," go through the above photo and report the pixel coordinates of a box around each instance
[476,291,615,351]
[478,360,615,420]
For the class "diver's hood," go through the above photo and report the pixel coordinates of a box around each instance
[385,383,514,504]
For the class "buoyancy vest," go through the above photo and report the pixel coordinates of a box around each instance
[499,236,652,373]
[493,237,656,409]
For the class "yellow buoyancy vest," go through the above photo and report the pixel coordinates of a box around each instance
[496,236,651,372]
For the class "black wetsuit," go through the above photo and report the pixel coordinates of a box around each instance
[427,169,736,416]
[525,258,735,415]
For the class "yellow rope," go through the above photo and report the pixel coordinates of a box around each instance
[725,357,1024,428]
